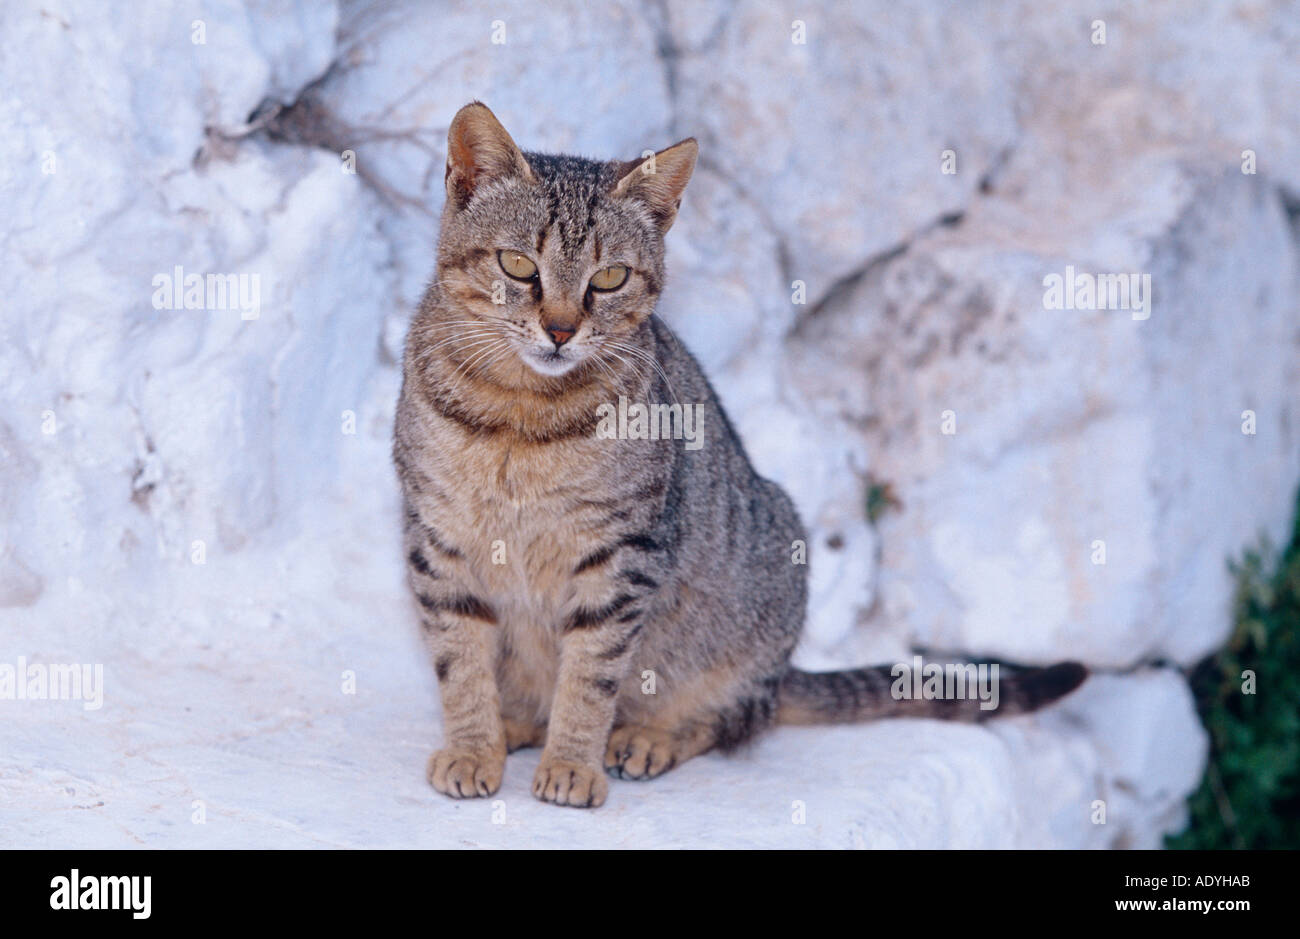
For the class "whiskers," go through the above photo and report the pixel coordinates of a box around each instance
[442,334,516,404]
[410,317,519,402]
[414,319,494,362]
[595,336,680,411]
[413,314,677,425]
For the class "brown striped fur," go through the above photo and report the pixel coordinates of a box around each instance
[394,103,1087,808]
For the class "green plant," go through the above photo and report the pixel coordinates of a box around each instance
[865,476,901,524]
[1167,487,1300,849]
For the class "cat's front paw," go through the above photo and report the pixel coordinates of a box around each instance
[427,747,505,799]
[531,753,608,808]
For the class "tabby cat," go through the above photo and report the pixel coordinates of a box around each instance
[393,102,1087,808]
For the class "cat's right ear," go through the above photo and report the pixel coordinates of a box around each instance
[444,102,535,210]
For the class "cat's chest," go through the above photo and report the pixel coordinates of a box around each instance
[429,434,623,602]
[440,433,608,514]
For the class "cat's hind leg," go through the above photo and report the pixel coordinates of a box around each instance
[603,723,714,780]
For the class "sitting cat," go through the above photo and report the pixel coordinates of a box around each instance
[393,102,1087,808]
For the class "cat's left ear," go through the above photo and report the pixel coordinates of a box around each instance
[610,138,698,233]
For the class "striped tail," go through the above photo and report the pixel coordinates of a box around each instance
[776,660,1088,725]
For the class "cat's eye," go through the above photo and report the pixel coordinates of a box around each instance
[588,265,629,292]
[498,250,538,281]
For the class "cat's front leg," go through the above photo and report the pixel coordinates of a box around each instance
[422,602,507,798]
[406,536,507,799]
[533,591,646,808]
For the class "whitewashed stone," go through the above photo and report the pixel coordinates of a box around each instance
[1,0,1291,849]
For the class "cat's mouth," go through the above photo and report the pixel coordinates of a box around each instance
[522,345,583,377]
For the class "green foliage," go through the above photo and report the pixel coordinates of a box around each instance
[1167,488,1300,849]
[865,477,901,524]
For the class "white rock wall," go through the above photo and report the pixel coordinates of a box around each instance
[2,0,1296,848]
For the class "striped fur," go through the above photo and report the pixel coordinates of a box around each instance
[394,103,1087,808]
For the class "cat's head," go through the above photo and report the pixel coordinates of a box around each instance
[432,102,696,381]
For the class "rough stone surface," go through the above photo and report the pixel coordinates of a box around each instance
[2,0,1295,848]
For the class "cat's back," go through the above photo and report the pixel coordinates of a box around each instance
[645,315,809,635]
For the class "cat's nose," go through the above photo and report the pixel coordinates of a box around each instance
[544,323,575,347]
